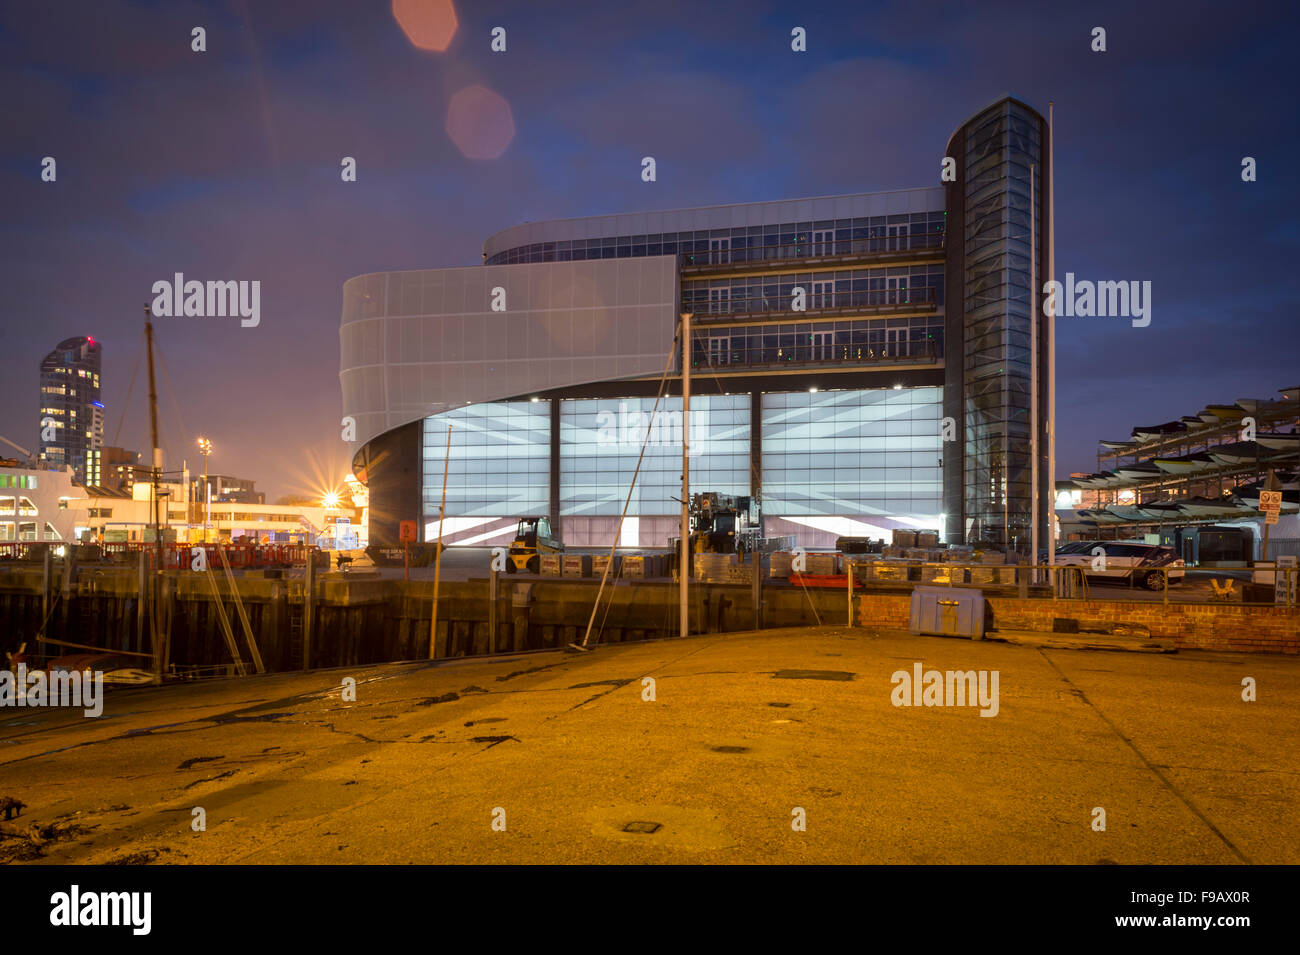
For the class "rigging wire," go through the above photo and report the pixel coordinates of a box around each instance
[579,320,683,649]
[111,337,145,449]
[152,339,191,477]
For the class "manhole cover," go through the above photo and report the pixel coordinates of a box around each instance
[710,745,750,754]
[622,821,662,834]
[772,669,854,681]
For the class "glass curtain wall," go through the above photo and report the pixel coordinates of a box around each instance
[421,402,550,520]
[762,388,943,519]
[961,101,1041,551]
[560,396,750,516]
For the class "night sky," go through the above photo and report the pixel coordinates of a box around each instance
[2,0,1297,499]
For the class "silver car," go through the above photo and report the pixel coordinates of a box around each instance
[1053,541,1186,591]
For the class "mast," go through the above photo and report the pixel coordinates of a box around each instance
[1047,102,1057,567]
[145,306,165,680]
[680,310,691,638]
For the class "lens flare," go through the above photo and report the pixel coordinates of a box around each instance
[446,84,515,160]
[392,0,458,52]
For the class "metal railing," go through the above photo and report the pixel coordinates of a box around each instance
[843,560,1300,608]
[691,343,940,370]
[686,285,938,320]
[487,231,948,267]
[681,234,946,268]
[0,539,322,570]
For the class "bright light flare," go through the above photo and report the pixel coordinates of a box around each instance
[392,0,458,52]
[446,84,515,160]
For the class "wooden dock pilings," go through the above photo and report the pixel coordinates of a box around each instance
[0,563,843,675]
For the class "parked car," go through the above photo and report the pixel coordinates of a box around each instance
[1051,541,1185,590]
[1038,541,1093,562]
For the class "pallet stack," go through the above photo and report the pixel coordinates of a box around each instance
[804,552,840,575]
[562,554,592,578]
[591,554,622,579]
[892,529,918,548]
[693,553,750,583]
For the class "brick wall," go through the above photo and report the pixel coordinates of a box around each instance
[856,593,1300,654]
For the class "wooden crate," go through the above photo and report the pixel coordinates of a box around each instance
[562,554,592,578]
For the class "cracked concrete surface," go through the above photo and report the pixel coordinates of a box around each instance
[0,626,1296,864]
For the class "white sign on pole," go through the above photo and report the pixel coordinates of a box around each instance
[1277,555,1297,606]
[1259,490,1283,512]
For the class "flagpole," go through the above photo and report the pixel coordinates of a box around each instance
[1031,162,1039,569]
[680,311,691,638]
[1047,102,1057,567]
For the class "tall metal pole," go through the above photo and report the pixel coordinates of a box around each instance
[1047,102,1057,567]
[144,306,165,682]
[1030,162,1039,570]
[680,311,691,638]
[203,452,210,542]
[428,424,452,659]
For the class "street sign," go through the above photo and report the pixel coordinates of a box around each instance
[1277,556,1297,606]
[1260,490,1283,513]
[399,520,418,542]
[1265,510,1280,525]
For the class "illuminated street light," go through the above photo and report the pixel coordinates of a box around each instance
[196,436,213,543]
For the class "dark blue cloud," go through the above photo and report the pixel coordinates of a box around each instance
[1,0,1296,495]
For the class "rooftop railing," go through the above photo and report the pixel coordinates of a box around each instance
[690,342,940,371]
[687,286,938,320]
[680,233,946,269]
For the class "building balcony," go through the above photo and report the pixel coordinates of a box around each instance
[689,286,938,324]
[689,342,941,374]
[679,234,945,276]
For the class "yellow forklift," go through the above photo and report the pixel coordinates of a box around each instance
[507,516,564,573]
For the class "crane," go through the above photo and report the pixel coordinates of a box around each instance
[0,433,37,464]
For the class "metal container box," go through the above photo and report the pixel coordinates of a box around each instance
[910,586,985,639]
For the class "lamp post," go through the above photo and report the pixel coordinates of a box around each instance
[196,436,212,543]
[680,310,692,638]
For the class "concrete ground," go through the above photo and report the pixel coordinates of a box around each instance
[1,626,1295,864]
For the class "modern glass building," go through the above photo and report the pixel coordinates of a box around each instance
[341,96,1052,553]
[38,336,103,485]
[944,97,1051,549]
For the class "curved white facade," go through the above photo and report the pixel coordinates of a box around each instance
[340,257,678,450]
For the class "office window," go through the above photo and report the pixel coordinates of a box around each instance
[561,395,750,516]
[762,388,942,519]
[422,402,550,520]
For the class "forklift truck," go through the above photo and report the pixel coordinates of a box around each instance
[507,516,564,573]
